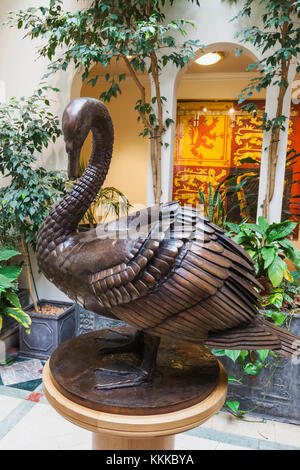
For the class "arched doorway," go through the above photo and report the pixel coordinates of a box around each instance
[172,43,300,228]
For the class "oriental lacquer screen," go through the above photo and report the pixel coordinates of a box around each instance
[173,101,300,234]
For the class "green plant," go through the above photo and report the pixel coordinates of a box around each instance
[77,163,131,227]
[217,214,300,417]
[198,182,226,227]
[198,175,252,228]
[211,345,278,418]
[0,87,68,310]
[7,0,202,203]
[0,247,31,334]
[226,216,300,288]
[228,150,300,223]
[90,187,131,225]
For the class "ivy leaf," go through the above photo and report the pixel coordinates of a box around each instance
[243,361,263,375]
[257,350,269,363]
[210,348,226,356]
[226,401,240,413]
[224,349,241,363]
[270,311,286,326]
[228,376,241,383]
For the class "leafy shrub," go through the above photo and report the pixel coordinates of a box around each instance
[226,216,300,287]
[0,248,31,333]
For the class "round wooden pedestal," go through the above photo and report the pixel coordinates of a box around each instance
[43,360,228,450]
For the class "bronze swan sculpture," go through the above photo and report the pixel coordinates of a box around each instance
[37,97,300,389]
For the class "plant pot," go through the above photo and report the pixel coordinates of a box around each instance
[19,299,77,360]
[218,314,300,425]
[76,305,126,335]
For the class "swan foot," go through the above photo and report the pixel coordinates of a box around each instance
[93,332,160,390]
[94,329,143,355]
[94,362,149,390]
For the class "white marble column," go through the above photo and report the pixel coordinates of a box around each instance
[257,65,296,223]
[147,64,179,205]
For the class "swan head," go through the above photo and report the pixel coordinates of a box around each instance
[62,97,96,180]
[62,97,114,180]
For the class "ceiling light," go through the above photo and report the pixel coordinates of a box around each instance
[195,52,223,66]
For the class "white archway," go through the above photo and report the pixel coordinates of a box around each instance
[152,41,261,205]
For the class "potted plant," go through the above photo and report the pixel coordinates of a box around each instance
[80,186,131,230]
[213,217,300,424]
[75,161,131,231]
[0,87,77,359]
[0,247,31,363]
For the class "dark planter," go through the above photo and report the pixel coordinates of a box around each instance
[19,299,77,360]
[218,314,300,425]
[76,305,125,335]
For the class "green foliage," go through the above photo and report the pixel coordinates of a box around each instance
[84,186,131,227]
[218,212,300,417]
[227,149,300,222]
[262,271,300,324]
[94,187,131,223]
[211,344,282,417]
[7,0,202,139]
[226,216,300,287]
[0,248,31,332]
[0,87,68,248]
[198,174,252,228]
[230,0,300,132]
[211,347,269,375]
[76,162,131,227]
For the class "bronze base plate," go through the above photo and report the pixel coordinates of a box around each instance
[49,327,220,416]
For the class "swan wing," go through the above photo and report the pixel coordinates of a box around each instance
[88,204,261,342]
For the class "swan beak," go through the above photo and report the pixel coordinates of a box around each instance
[67,149,80,180]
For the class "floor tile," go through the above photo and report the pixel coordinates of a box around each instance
[175,434,218,450]
[204,411,277,442]
[0,402,90,450]
[215,442,251,450]
[0,396,22,421]
[273,420,300,447]
[0,357,43,391]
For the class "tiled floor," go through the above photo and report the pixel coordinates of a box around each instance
[0,355,299,450]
